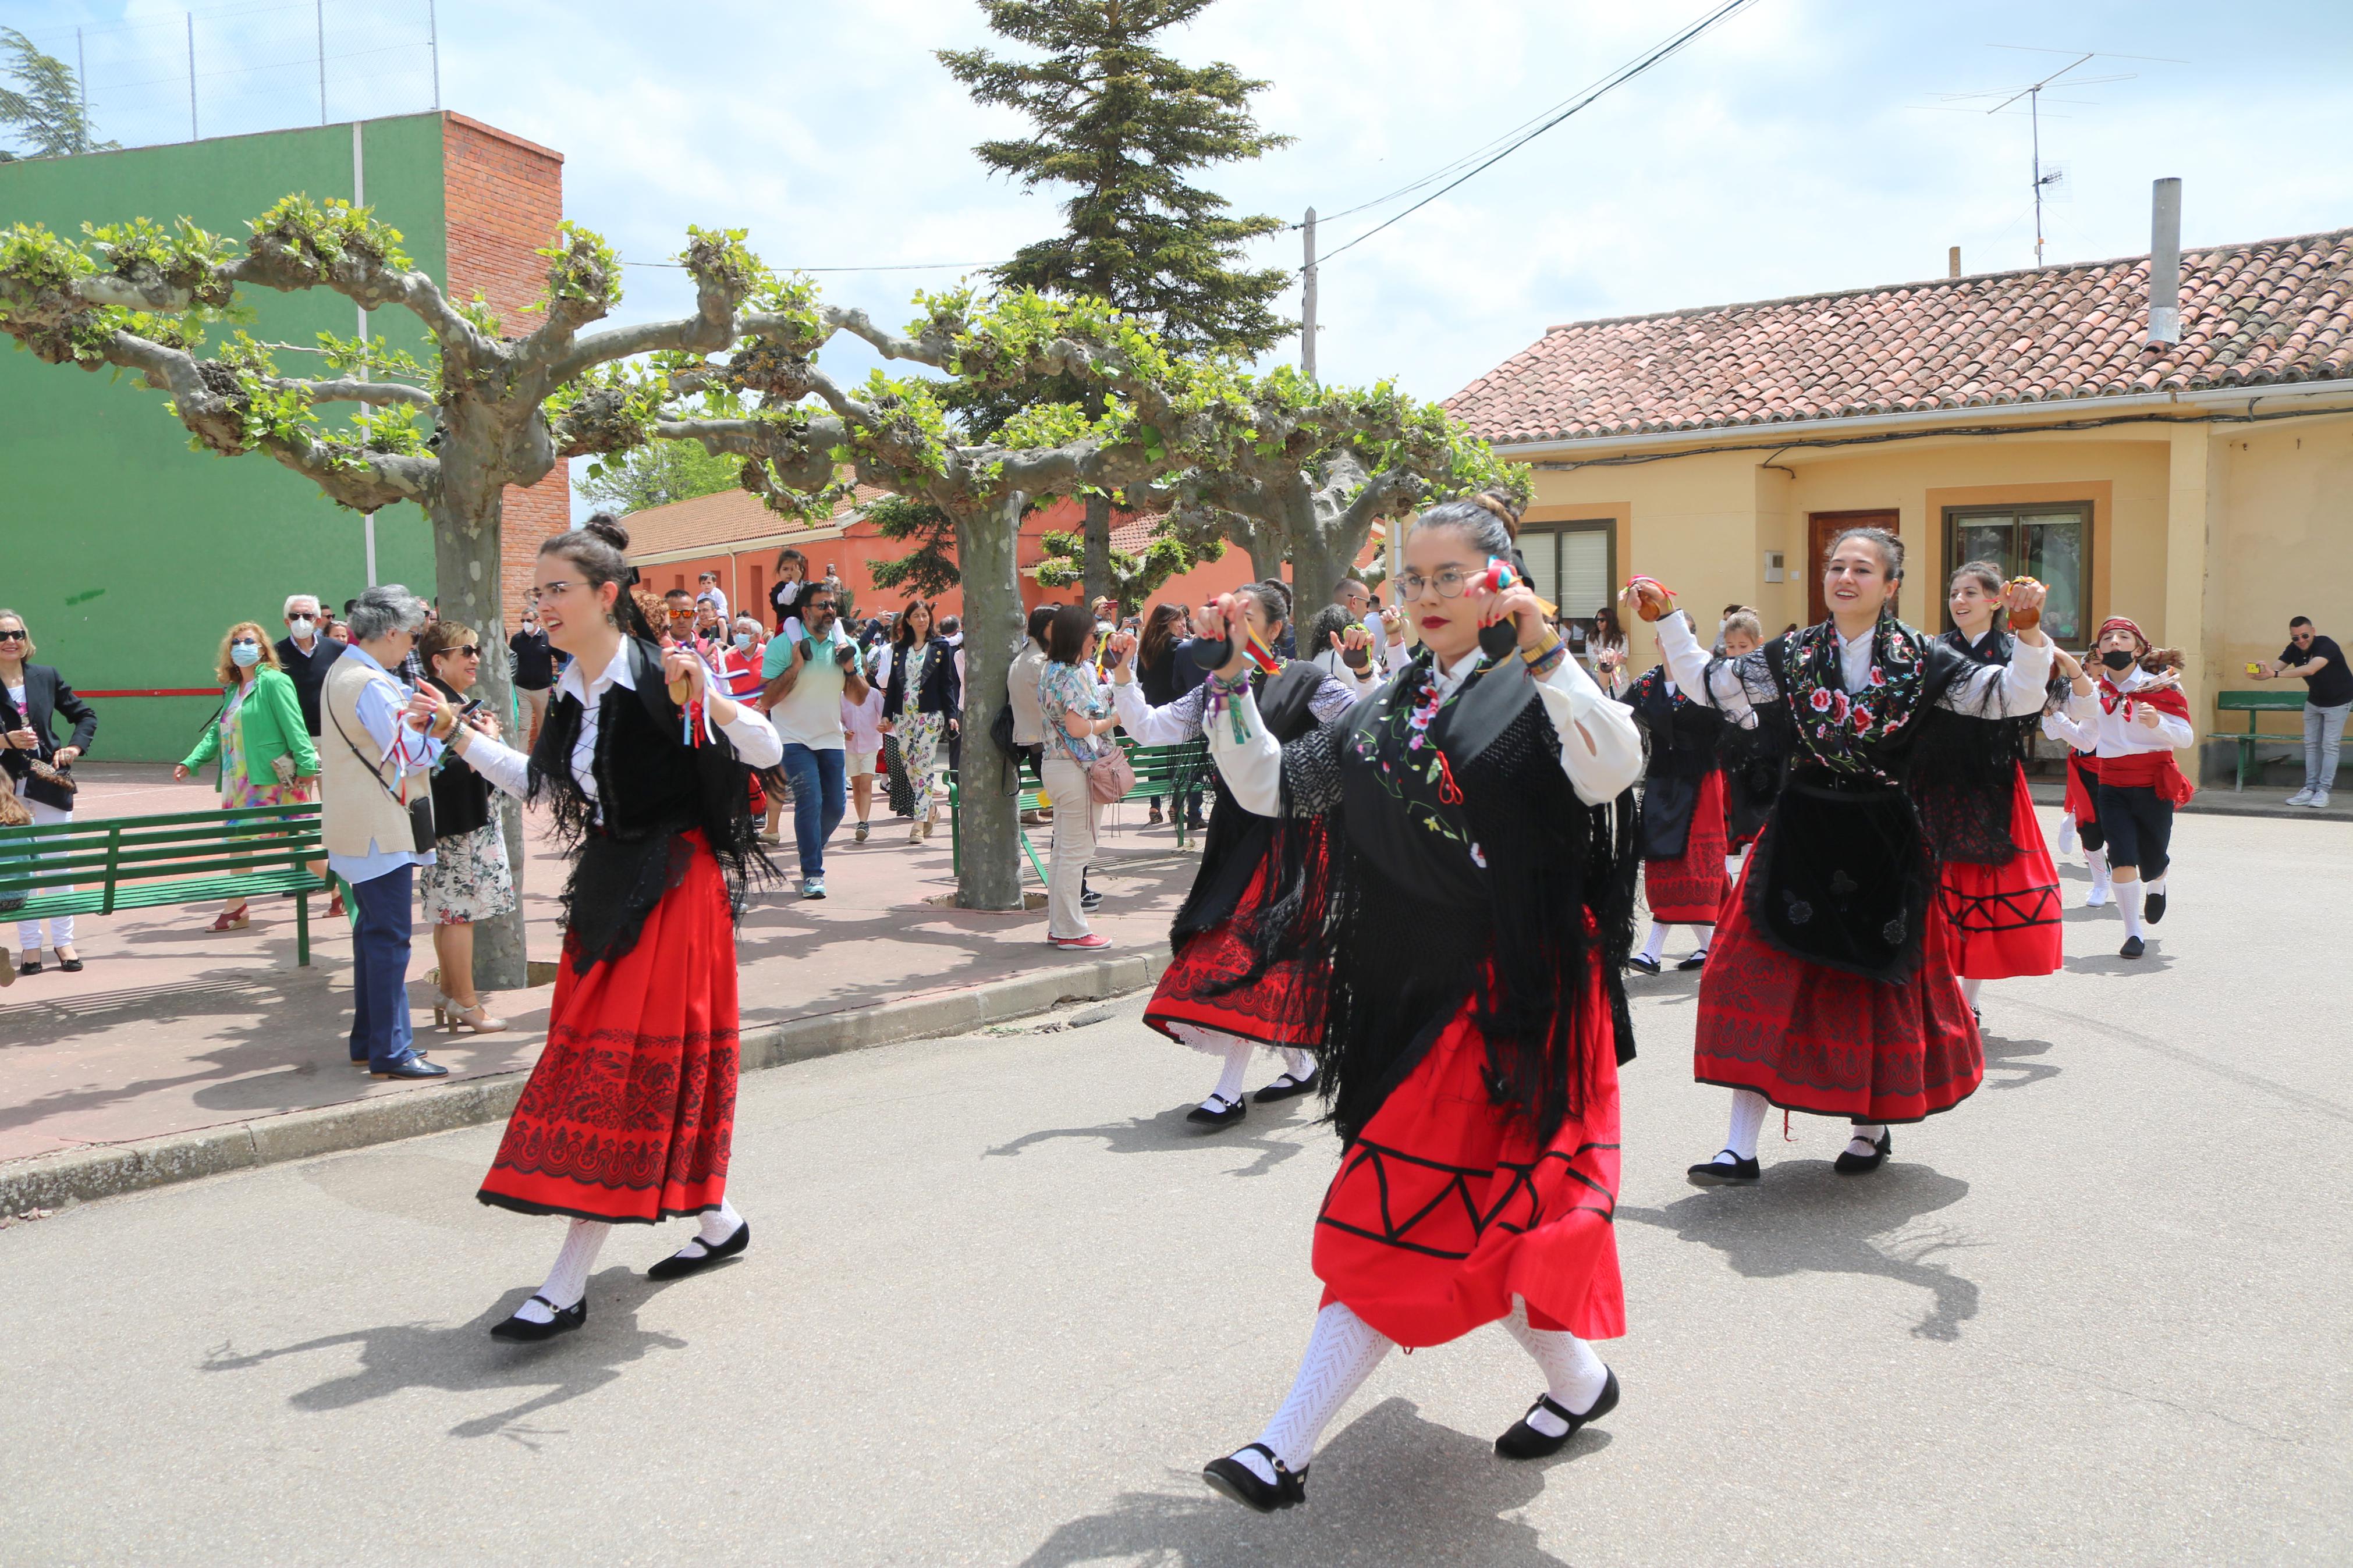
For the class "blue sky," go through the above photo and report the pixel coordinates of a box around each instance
[17,0,2353,508]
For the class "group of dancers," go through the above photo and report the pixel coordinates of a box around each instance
[386,497,2191,1514]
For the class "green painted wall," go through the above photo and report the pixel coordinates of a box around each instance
[0,113,448,760]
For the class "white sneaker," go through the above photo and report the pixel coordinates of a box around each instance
[2312,791,2333,809]
[2057,819,2078,855]
[2085,884,2113,908]
[2285,787,2316,806]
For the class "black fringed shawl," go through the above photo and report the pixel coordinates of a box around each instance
[527,637,775,972]
[1230,652,1636,1148]
[1169,659,1345,948]
[1703,617,2019,983]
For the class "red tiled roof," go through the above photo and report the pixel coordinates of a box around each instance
[623,482,888,559]
[1447,228,2353,445]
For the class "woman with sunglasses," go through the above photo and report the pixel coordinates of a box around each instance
[416,621,515,1034]
[173,621,318,933]
[1105,583,1368,1127]
[1627,529,2054,1187]
[0,609,97,973]
[1190,490,1644,1515]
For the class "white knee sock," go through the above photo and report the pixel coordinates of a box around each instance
[1241,1302,1394,1481]
[1500,1297,1609,1435]
[1717,1088,1770,1162]
[1205,1040,1252,1108]
[1960,976,1983,1009]
[1638,920,1669,963]
[2057,815,2077,855]
[2146,873,2167,897]
[2087,845,2111,894]
[1687,922,1713,959]
[2117,881,2146,939]
[516,1218,611,1321]
[1281,1047,1313,1081]
[1724,854,1742,880]
[1847,1122,1888,1157]
[658,1196,745,1265]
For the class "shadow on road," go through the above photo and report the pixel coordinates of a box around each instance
[198,1265,687,1443]
[1979,1030,2061,1091]
[984,1098,1315,1179]
[1621,1164,1982,1341]
[1021,1396,1583,1567]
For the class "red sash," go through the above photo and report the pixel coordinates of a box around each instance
[2095,678,2195,805]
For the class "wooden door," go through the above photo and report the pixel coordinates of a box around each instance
[1805,510,1900,627]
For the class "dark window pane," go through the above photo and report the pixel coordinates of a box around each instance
[2021,514,2086,642]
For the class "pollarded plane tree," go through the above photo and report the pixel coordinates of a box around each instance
[1165,370,1531,607]
[0,204,819,985]
[644,285,1248,912]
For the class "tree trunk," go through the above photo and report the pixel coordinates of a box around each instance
[1287,523,1365,629]
[954,492,1027,911]
[1081,490,1115,607]
[1232,518,1284,585]
[430,462,531,991]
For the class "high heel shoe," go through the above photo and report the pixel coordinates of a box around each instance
[439,991,507,1033]
[210,907,251,932]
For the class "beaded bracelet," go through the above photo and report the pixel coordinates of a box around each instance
[1522,635,1568,677]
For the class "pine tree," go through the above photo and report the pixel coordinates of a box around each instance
[940,0,1293,599]
[0,29,115,159]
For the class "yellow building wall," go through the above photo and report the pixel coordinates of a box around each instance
[2208,413,2353,701]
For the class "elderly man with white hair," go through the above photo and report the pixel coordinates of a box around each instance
[274,591,346,741]
[320,585,449,1080]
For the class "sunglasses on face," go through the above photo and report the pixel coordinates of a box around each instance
[446,644,481,659]
[0,630,26,641]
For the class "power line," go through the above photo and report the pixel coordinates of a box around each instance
[1311,0,1761,267]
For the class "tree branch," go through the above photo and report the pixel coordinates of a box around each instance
[267,376,439,410]
[822,305,949,368]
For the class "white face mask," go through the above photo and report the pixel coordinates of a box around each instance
[230,642,262,668]
[289,617,315,637]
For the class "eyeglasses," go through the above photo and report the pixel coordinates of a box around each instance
[449,644,481,659]
[1396,568,1474,601]
[0,630,25,642]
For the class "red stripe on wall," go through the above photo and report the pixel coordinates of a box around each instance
[78,689,221,699]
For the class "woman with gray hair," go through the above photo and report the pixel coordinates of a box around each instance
[318,585,450,1081]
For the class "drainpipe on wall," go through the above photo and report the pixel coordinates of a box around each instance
[2147,177,2183,347]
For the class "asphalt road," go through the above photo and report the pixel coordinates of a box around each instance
[2,810,2348,1566]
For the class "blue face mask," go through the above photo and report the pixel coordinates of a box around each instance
[732,632,753,649]
[230,642,262,668]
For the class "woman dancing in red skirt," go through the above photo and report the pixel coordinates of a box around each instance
[1628,529,2056,1185]
[1192,491,1645,1513]
[1621,652,1729,973]
[1106,586,1368,1128]
[1933,561,2078,1019]
[435,515,781,1341]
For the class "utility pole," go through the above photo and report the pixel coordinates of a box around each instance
[1988,51,2091,267]
[186,13,197,141]
[75,29,84,123]
[428,0,441,111]
[317,0,327,125]
[1301,207,1318,383]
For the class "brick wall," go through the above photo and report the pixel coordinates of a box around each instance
[441,112,567,627]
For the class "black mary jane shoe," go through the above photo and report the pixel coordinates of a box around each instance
[1202,1444,1307,1514]
[1834,1129,1893,1175]
[488,1293,586,1342]
[1253,1068,1318,1104]
[2119,936,2146,959]
[1185,1092,1248,1129]
[1495,1368,1621,1460]
[17,957,40,976]
[646,1219,751,1282]
[1676,950,1708,972]
[1685,1150,1760,1186]
[1624,954,1662,976]
[58,957,83,973]
[2143,890,2168,925]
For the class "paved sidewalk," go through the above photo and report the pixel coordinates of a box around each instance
[0,763,1195,1170]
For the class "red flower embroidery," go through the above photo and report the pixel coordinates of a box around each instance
[1830,692,1851,722]
[1809,689,1833,713]
[1851,702,1873,731]
[1868,667,1887,688]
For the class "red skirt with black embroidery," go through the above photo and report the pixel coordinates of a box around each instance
[477,831,738,1224]
[1143,825,1330,1050]
[1312,954,1622,1349]
[1645,769,1731,923]
[1695,841,1983,1123]
[1937,767,2063,980]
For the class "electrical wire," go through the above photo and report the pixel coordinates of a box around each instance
[1312,0,1759,266]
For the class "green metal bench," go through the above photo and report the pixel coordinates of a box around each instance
[0,801,334,965]
[2214,689,2307,790]
[947,738,1210,885]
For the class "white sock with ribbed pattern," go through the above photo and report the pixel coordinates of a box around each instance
[1234,1302,1394,1483]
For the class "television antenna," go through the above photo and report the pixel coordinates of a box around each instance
[1926,47,2184,265]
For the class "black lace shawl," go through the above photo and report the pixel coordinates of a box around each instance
[1229,655,1636,1147]
[527,637,775,971]
[1626,666,1726,860]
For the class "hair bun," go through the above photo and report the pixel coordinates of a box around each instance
[582,512,630,552]
[1466,487,1523,539]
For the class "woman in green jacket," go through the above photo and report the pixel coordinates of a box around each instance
[173,621,320,930]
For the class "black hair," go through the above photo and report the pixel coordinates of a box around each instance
[892,598,935,649]
[1045,602,1095,664]
[1827,524,1905,584]
[2291,616,2314,629]
[1950,559,2008,631]
[1027,603,1059,648]
[541,515,658,641]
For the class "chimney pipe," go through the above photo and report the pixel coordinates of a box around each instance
[2148,176,2182,347]
[1948,246,1961,279]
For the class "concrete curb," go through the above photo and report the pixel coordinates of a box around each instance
[0,948,1167,1219]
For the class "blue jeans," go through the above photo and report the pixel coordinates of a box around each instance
[345,863,418,1070]
[780,743,847,879]
[2305,701,2348,792]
